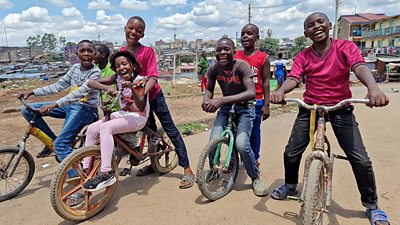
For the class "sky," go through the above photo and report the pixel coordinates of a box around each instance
[0,0,399,47]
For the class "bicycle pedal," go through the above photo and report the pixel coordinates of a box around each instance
[119,167,131,176]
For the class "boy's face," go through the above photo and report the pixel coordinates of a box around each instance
[76,42,95,68]
[124,19,145,47]
[215,40,234,67]
[304,13,332,43]
[114,56,135,81]
[93,46,104,65]
[240,25,259,49]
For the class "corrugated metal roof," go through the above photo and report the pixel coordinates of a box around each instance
[376,57,400,63]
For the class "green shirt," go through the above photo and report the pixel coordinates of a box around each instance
[97,63,120,111]
[198,57,209,75]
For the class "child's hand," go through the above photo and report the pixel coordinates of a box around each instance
[106,87,117,96]
[39,103,58,114]
[17,90,34,100]
[365,88,389,107]
[203,99,222,113]
[131,79,146,97]
[270,90,285,104]
[120,80,132,88]
[261,104,270,120]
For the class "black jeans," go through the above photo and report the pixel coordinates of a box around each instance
[284,106,378,208]
[148,91,190,168]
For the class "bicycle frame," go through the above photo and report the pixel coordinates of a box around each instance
[212,105,236,171]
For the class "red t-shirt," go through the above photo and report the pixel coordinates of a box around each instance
[288,39,365,105]
[120,44,161,101]
[234,50,269,100]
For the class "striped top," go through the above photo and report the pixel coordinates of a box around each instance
[33,63,101,108]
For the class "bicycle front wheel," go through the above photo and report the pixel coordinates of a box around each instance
[196,136,239,201]
[0,147,35,202]
[302,159,325,225]
[50,146,118,223]
[149,128,178,174]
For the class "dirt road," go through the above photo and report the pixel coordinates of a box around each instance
[0,83,399,225]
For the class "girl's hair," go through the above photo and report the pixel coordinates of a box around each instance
[109,50,141,74]
[127,16,146,30]
[77,39,95,50]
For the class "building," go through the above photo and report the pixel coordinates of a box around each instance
[337,13,400,52]
[0,46,44,64]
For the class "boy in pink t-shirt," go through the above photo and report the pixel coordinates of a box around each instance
[270,12,390,225]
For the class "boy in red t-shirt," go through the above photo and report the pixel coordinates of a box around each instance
[270,12,390,225]
[234,23,270,167]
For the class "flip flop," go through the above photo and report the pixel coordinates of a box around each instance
[179,174,195,189]
[136,165,155,176]
[271,184,298,200]
[366,209,391,225]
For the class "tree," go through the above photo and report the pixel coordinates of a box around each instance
[259,37,279,56]
[290,36,309,57]
[26,33,66,51]
[221,34,229,38]
[41,33,58,51]
[66,42,77,47]
[58,37,66,47]
[26,35,41,47]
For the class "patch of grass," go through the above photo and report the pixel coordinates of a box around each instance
[178,121,208,135]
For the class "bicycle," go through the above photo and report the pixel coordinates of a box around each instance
[0,98,86,202]
[49,91,178,222]
[282,98,369,225]
[196,104,240,201]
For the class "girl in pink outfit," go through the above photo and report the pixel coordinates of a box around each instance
[82,50,149,192]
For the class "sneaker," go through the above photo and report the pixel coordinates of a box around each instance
[82,171,116,192]
[252,177,268,197]
[36,146,52,158]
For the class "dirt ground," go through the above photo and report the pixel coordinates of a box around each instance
[0,82,399,225]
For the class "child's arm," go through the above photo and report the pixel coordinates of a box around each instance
[202,70,215,112]
[130,80,147,112]
[87,74,117,96]
[261,57,271,120]
[353,64,389,107]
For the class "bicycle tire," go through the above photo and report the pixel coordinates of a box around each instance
[196,136,239,201]
[302,159,325,225]
[50,146,118,222]
[0,147,35,202]
[149,128,178,174]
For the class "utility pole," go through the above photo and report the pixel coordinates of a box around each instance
[248,1,252,23]
[333,0,341,39]
[4,26,8,47]
[172,28,176,86]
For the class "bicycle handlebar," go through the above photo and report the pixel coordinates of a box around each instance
[284,98,370,112]
[20,98,42,114]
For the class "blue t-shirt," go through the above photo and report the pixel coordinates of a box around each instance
[273,59,286,77]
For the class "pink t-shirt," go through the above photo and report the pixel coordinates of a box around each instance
[120,44,161,101]
[288,39,365,105]
[234,50,269,100]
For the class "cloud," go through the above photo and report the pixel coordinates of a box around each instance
[46,0,72,8]
[88,0,112,10]
[96,10,126,26]
[151,0,187,7]
[120,0,150,10]
[62,7,83,18]
[0,0,13,9]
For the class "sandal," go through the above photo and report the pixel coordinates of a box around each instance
[66,193,85,207]
[136,165,155,176]
[179,174,195,189]
[271,184,298,200]
[366,209,391,225]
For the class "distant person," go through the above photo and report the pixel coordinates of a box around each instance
[269,12,390,225]
[121,16,195,189]
[273,53,287,89]
[234,23,270,167]
[17,40,100,161]
[82,50,148,191]
[198,51,209,93]
[203,37,268,197]
[94,43,120,111]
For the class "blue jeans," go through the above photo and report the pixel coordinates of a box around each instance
[148,91,190,168]
[284,106,378,208]
[21,102,98,161]
[250,99,264,161]
[209,104,259,179]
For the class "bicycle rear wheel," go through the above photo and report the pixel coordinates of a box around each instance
[50,146,118,222]
[0,147,35,202]
[196,136,239,201]
[149,128,178,174]
[302,159,325,225]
